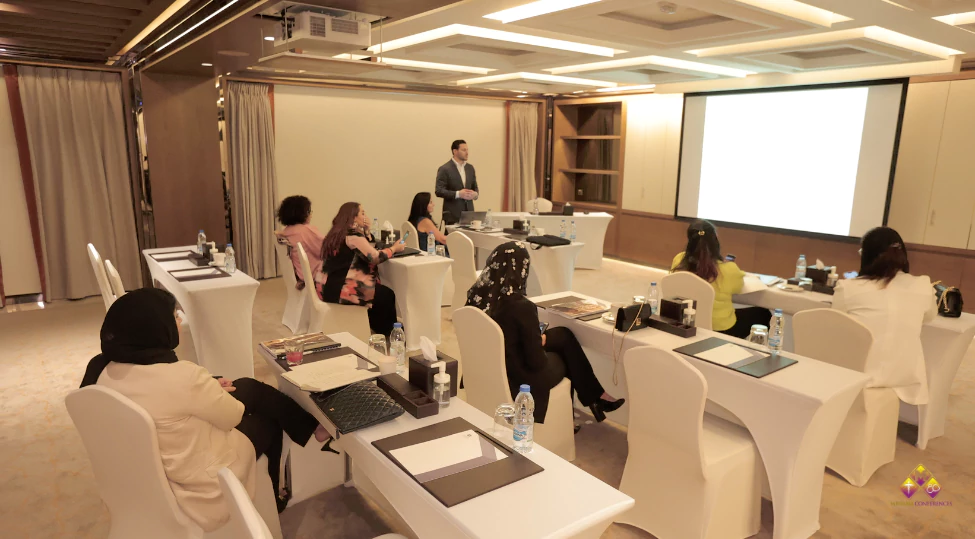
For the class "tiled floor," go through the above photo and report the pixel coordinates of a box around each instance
[1,258,972,538]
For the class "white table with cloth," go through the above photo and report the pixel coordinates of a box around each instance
[448,227,582,296]
[261,332,635,539]
[534,292,869,539]
[143,246,259,380]
[378,252,452,350]
[489,212,613,269]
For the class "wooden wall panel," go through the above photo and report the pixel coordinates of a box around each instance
[141,73,225,248]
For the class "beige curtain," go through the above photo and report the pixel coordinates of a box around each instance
[17,66,141,301]
[507,102,539,211]
[226,81,277,279]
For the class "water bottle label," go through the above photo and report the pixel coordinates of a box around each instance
[513,426,527,442]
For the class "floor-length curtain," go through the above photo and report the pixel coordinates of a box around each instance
[507,102,539,211]
[17,66,141,301]
[226,81,277,279]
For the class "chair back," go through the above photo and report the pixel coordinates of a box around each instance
[296,243,322,308]
[401,221,420,250]
[275,240,298,289]
[794,308,874,373]
[65,385,195,535]
[217,468,274,539]
[530,198,554,213]
[453,306,513,415]
[660,271,715,330]
[447,232,476,281]
[87,243,115,310]
[104,259,125,300]
[623,346,707,478]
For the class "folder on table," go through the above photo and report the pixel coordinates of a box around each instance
[674,337,797,378]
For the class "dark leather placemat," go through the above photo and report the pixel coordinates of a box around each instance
[168,267,232,282]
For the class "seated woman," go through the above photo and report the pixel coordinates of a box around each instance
[832,227,936,405]
[671,220,771,338]
[80,289,331,531]
[466,241,623,424]
[275,195,324,290]
[319,201,404,337]
[408,192,448,251]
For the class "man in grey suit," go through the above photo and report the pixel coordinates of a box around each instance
[435,139,479,225]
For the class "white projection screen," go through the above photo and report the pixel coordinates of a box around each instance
[677,82,906,237]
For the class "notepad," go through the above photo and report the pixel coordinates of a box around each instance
[281,353,378,392]
[388,430,507,483]
[696,343,756,366]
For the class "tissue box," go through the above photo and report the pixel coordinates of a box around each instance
[804,266,831,285]
[408,351,459,398]
[660,296,695,322]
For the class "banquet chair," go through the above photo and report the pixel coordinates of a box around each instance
[794,308,895,487]
[400,221,420,250]
[217,468,274,539]
[617,346,761,539]
[104,259,125,302]
[296,243,370,343]
[528,198,553,213]
[446,232,481,314]
[274,240,309,334]
[87,243,116,310]
[65,385,282,539]
[453,306,575,461]
[660,271,715,330]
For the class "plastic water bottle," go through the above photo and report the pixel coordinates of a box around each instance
[224,244,236,274]
[768,309,784,353]
[560,219,567,239]
[795,254,807,280]
[486,208,493,229]
[533,199,539,215]
[197,230,206,254]
[513,384,535,454]
[426,233,435,254]
[570,220,577,241]
[372,218,379,239]
[389,323,406,373]
[648,282,660,315]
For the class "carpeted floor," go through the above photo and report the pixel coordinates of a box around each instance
[1,258,972,538]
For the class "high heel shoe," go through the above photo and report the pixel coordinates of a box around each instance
[321,438,339,455]
[588,397,625,423]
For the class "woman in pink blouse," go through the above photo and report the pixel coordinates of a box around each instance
[275,195,325,290]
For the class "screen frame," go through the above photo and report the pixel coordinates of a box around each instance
[673,78,910,241]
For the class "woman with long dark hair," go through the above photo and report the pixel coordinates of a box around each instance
[466,242,623,425]
[275,195,324,290]
[408,192,448,251]
[319,202,404,336]
[82,289,331,529]
[671,220,771,338]
[832,227,936,404]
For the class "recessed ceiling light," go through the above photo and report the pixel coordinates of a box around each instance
[225,72,231,75]
[548,55,753,78]
[368,24,614,57]
[202,63,212,66]
[484,0,602,23]
[596,84,656,92]
[933,11,975,26]
[0,48,6,52]
[516,95,528,98]
[455,72,617,88]
[157,0,239,53]
[732,0,851,27]
[264,36,275,41]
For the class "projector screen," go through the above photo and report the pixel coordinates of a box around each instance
[676,82,905,237]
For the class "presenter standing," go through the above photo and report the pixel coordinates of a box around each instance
[435,139,479,225]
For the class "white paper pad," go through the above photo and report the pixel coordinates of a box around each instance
[696,343,756,366]
[281,353,377,391]
[151,251,193,261]
[389,430,507,481]
[159,259,201,271]
[172,267,222,277]
[740,274,768,294]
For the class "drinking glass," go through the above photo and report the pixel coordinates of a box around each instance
[285,339,304,367]
[367,334,387,366]
[493,403,516,442]
[435,245,446,257]
[748,325,769,349]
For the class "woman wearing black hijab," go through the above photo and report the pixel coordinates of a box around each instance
[81,288,330,530]
[465,242,623,425]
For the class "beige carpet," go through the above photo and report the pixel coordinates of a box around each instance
[1,258,972,538]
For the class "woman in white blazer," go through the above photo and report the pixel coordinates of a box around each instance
[80,289,331,531]
[832,227,936,405]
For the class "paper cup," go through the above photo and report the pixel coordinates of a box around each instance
[471,220,482,229]
[212,253,226,265]
[378,355,397,375]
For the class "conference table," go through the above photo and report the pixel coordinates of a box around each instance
[488,212,613,269]
[448,226,582,296]
[261,332,635,539]
[378,252,452,350]
[534,292,869,539]
[143,246,259,380]
[637,265,975,450]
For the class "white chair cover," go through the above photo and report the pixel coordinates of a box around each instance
[529,198,554,213]
[104,259,125,300]
[274,240,309,334]
[297,243,370,343]
[217,468,274,539]
[87,243,115,310]
[661,271,715,330]
[794,308,896,487]
[617,346,761,539]
[453,306,575,461]
[401,221,420,250]
[446,232,480,314]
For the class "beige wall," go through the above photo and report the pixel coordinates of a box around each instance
[0,74,41,296]
[621,93,684,214]
[273,85,505,233]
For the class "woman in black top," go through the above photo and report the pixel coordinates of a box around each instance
[319,202,405,336]
[408,192,448,252]
[466,242,623,424]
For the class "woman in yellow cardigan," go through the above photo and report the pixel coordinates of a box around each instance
[671,220,771,338]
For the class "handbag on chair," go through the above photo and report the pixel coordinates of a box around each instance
[933,281,963,317]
